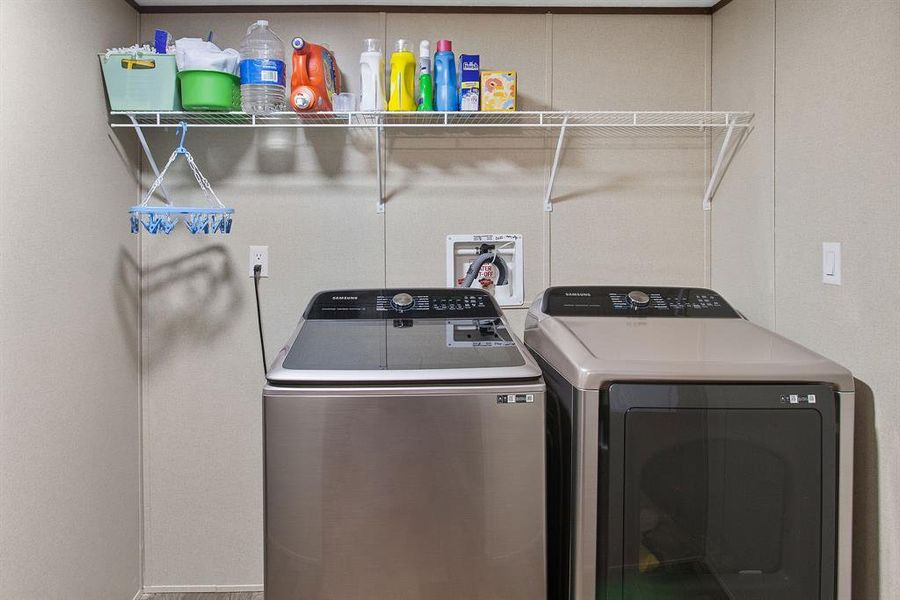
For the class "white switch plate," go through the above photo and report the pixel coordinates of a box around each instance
[822,242,841,285]
[250,245,269,278]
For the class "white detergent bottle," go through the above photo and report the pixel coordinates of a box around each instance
[359,38,386,111]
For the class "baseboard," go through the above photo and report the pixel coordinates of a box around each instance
[141,584,264,593]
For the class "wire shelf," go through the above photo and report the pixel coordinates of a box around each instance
[110,110,753,137]
[111,110,753,213]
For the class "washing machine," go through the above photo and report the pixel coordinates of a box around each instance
[263,288,546,600]
[524,286,854,600]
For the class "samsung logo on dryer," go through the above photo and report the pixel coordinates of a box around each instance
[331,295,358,300]
[564,292,592,297]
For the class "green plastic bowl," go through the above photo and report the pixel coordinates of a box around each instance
[177,69,240,111]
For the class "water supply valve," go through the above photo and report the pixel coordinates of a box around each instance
[446,234,524,307]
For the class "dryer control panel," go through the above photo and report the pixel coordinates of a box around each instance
[305,288,501,319]
[542,286,740,318]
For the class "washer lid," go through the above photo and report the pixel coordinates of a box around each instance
[266,289,541,384]
[525,287,854,392]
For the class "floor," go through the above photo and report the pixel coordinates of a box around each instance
[139,594,263,600]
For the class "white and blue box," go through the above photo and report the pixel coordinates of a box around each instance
[459,54,480,111]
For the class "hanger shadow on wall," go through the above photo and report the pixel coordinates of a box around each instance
[115,244,242,367]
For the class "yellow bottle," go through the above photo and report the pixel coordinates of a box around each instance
[388,39,416,111]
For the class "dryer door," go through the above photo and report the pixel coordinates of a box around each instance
[600,384,836,600]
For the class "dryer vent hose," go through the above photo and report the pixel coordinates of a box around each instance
[462,250,509,288]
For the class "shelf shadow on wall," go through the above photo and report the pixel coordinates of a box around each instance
[367,130,713,208]
[301,127,350,178]
[108,131,142,189]
[546,179,637,206]
[113,245,141,363]
[253,127,351,177]
[147,127,352,179]
[114,244,242,368]
[852,378,880,599]
[364,129,548,205]
[256,127,299,174]
[132,114,723,211]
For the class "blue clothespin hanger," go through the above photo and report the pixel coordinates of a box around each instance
[128,120,234,236]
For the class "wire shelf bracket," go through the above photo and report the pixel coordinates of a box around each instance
[375,119,385,214]
[128,114,170,204]
[544,116,568,212]
[703,115,740,211]
[110,110,754,214]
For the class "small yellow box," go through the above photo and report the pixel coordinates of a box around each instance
[480,71,516,111]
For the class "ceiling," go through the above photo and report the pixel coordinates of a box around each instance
[133,0,722,8]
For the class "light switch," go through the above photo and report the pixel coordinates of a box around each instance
[822,242,841,285]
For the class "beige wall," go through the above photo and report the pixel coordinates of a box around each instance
[713,0,900,597]
[711,0,775,327]
[0,1,142,599]
[138,11,712,588]
[1,3,885,595]
[550,14,711,289]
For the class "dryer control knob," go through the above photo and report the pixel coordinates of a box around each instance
[627,290,651,309]
[391,292,415,311]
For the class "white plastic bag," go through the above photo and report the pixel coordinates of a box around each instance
[174,38,240,75]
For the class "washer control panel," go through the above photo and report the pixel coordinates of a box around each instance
[542,286,739,318]
[305,288,500,319]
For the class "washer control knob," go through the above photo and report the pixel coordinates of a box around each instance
[627,290,651,309]
[391,292,415,311]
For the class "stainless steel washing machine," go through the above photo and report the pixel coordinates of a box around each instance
[264,288,546,600]
[524,286,854,600]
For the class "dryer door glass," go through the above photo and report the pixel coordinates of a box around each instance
[620,407,824,600]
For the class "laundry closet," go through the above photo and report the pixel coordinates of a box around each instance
[0,1,896,600]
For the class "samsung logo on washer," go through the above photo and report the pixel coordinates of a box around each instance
[565,292,591,297]
[331,296,358,300]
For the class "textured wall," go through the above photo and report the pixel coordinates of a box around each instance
[775,2,900,597]
[0,1,142,599]
[711,0,775,327]
[138,11,712,588]
[712,1,900,597]
[550,14,711,289]
[1,2,889,596]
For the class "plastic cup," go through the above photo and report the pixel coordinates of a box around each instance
[333,92,357,112]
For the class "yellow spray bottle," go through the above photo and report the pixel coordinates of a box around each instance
[388,39,416,111]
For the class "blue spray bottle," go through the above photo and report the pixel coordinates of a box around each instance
[433,39,459,111]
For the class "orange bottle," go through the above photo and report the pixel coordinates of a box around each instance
[290,37,342,112]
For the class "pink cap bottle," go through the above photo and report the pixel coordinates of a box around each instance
[434,39,458,110]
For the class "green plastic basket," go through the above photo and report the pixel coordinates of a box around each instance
[178,70,241,111]
[100,52,181,111]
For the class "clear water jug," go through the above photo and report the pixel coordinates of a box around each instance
[239,20,286,114]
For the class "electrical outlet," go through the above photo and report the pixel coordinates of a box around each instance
[250,245,269,278]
